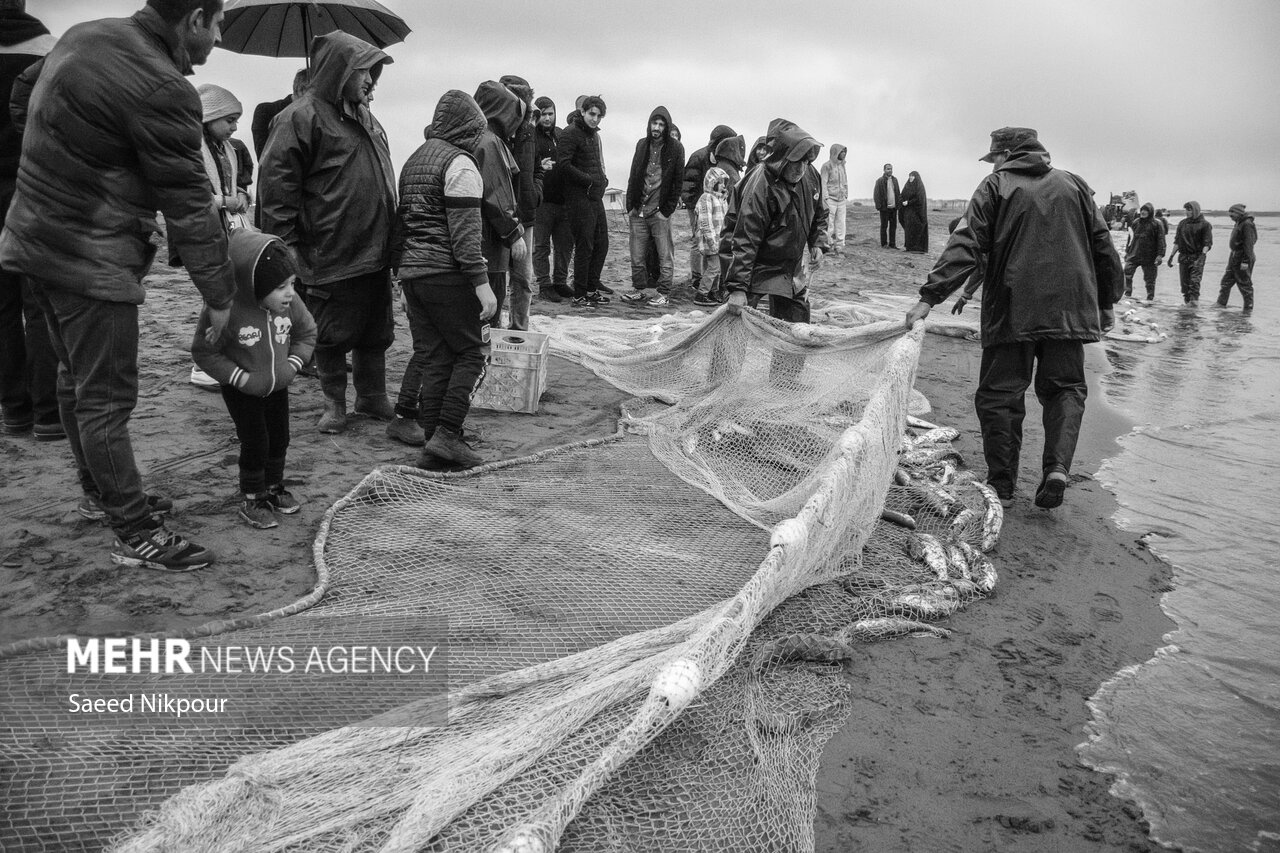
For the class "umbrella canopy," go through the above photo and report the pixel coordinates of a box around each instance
[219,0,411,59]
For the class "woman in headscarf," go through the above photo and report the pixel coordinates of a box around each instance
[898,170,929,252]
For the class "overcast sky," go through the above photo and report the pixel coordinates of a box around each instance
[35,0,1280,210]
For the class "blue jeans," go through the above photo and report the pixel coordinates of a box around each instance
[30,280,151,533]
[628,212,674,292]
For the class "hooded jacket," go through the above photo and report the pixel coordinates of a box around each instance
[1227,212,1257,267]
[390,89,488,287]
[720,119,827,296]
[0,7,235,308]
[625,106,685,217]
[472,80,524,270]
[710,134,745,184]
[746,136,769,173]
[1172,202,1212,259]
[0,7,53,207]
[192,229,316,396]
[1126,203,1166,265]
[256,31,396,287]
[819,144,848,205]
[499,75,539,225]
[681,124,737,208]
[918,138,1124,347]
[557,109,607,202]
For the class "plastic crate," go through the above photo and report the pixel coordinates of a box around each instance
[471,329,550,414]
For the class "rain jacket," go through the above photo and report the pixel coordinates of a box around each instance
[0,7,234,307]
[1227,212,1256,268]
[681,124,737,209]
[1172,202,1212,259]
[709,134,745,185]
[256,31,396,288]
[390,90,488,288]
[918,138,1123,346]
[1126,203,1166,264]
[720,119,828,297]
[472,80,524,272]
[746,135,769,173]
[192,228,316,396]
[556,109,607,201]
[819,145,848,204]
[624,106,684,217]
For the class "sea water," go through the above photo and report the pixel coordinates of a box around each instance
[1078,215,1280,852]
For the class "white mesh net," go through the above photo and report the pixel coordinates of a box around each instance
[0,307,1003,852]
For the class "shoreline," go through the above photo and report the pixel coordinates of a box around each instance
[0,207,1175,851]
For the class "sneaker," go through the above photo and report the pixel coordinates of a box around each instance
[987,479,1015,508]
[238,494,279,529]
[646,293,670,307]
[595,283,614,295]
[385,415,425,446]
[420,426,483,468]
[111,523,214,572]
[266,485,301,514]
[587,291,610,305]
[572,295,595,307]
[621,290,650,303]
[1034,471,1068,510]
[33,422,66,441]
[692,291,720,307]
[189,365,219,389]
[78,493,174,523]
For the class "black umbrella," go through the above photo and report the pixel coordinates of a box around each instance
[219,0,411,61]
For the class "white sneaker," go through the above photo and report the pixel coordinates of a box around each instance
[189,365,219,389]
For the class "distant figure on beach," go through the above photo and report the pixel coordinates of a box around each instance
[251,68,309,159]
[531,96,573,303]
[905,127,1123,510]
[899,170,929,253]
[0,0,58,441]
[557,94,611,306]
[0,0,236,571]
[1123,202,1165,300]
[472,80,528,328]
[722,118,827,323]
[621,106,684,308]
[1215,203,1256,316]
[820,144,848,255]
[874,163,901,248]
[681,124,738,292]
[1167,201,1212,305]
[258,33,398,436]
[390,90,497,470]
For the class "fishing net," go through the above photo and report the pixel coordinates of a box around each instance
[0,306,1002,852]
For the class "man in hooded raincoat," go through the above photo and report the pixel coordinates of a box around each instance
[1167,200,1212,305]
[257,31,397,436]
[1215,203,1256,315]
[819,144,848,254]
[621,105,684,306]
[905,127,1123,511]
[472,80,528,327]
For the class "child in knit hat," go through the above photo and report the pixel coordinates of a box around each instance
[196,82,251,228]
[192,229,317,529]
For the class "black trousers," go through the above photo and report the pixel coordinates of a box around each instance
[219,385,290,495]
[304,270,394,402]
[1217,262,1255,310]
[879,208,898,247]
[975,340,1086,490]
[565,194,608,296]
[1178,254,1206,302]
[401,277,488,435]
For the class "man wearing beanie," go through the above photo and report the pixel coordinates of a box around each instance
[258,31,398,435]
[0,0,235,571]
[1215,203,1256,315]
[906,127,1123,511]
[1167,201,1212,305]
[0,0,58,440]
[532,96,573,302]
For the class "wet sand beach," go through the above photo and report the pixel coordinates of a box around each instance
[0,205,1172,850]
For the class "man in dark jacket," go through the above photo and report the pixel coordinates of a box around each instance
[258,31,398,435]
[532,96,573,302]
[472,80,527,328]
[620,106,684,306]
[905,127,1123,510]
[250,67,308,158]
[1123,202,1166,300]
[0,0,57,440]
[873,163,901,248]
[681,124,737,290]
[499,75,538,329]
[0,0,236,571]
[389,90,496,469]
[1215,203,1256,315]
[557,94,610,306]
[1167,200,1212,305]
[722,118,827,323]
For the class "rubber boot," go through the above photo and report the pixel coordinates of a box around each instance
[419,426,482,468]
[317,398,347,434]
[355,394,395,420]
[352,349,394,420]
